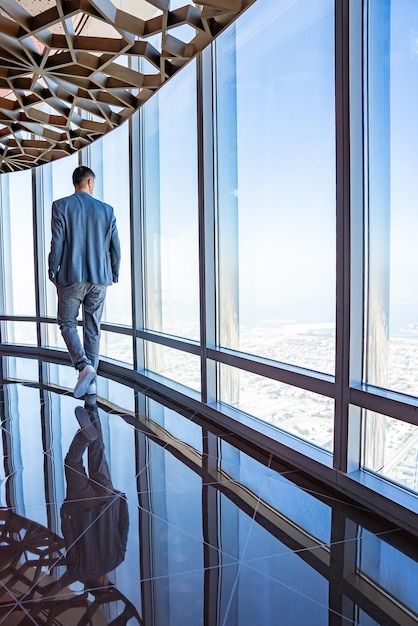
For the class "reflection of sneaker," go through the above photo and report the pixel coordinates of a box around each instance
[75,406,98,441]
[86,380,96,395]
[74,364,95,398]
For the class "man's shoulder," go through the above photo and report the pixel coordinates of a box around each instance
[93,197,114,212]
[54,193,114,213]
[53,193,76,208]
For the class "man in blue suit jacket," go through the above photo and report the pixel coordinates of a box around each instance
[48,166,121,398]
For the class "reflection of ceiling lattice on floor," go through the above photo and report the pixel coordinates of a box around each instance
[0,0,254,173]
[0,509,140,623]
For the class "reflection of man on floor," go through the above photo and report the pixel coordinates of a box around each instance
[60,401,129,593]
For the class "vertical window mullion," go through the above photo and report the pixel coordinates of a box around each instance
[33,166,45,348]
[132,109,146,373]
[347,0,367,473]
[198,47,217,405]
[334,0,351,473]
[0,176,9,323]
[334,0,365,473]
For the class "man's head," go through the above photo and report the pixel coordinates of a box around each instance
[73,166,95,195]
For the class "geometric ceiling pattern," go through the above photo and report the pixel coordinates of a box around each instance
[0,0,255,173]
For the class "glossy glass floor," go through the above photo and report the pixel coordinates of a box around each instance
[1,358,418,625]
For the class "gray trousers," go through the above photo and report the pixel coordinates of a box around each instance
[57,282,107,372]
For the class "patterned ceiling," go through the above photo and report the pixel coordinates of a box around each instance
[0,0,254,173]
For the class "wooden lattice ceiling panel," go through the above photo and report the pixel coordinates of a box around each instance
[0,0,254,173]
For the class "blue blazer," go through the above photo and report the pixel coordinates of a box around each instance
[48,191,121,286]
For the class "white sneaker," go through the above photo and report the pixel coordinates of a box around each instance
[74,365,96,399]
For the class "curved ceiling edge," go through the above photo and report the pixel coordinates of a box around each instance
[0,0,255,173]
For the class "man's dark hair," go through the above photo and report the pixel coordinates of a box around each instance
[73,166,95,187]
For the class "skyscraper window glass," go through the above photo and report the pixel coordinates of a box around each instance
[144,342,201,393]
[98,121,132,329]
[142,61,199,341]
[363,0,418,490]
[367,0,418,395]
[42,154,79,350]
[100,330,133,367]
[3,322,37,347]
[219,364,334,452]
[214,0,336,375]
[0,169,36,344]
[365,0,418,397]
[363,410,418,494]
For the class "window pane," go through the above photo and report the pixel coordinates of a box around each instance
[41,322,67,352]
[219,363,334,452]
[3,356,39,382]
[100,330,133,366]
[94,122,132,327]
[3,322,37,346]
[0,170,36,317]
[215,0,336,374]
[365,0,418,397]
[363,410,418,494]
[43,154,79,321]
[145,341,201,392]
[142,61,199,341]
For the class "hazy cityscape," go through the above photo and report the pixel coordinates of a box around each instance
[7,319,418,494]
[99,320,418,494]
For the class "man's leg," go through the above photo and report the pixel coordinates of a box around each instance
[88,429,115,498]
[82,284,107,372]
[58,283,96,397]
[58,283,90,370]
[76,402,115,498]
[64,430,96,502]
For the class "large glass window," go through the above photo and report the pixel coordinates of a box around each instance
[95,121,132,329]
[214,0,336,375]
[365,0,418,395]
[364,411,418,492]
[363,0,418,489]
[0,170,36,343]
[144,342,200,392]
[87,120,133,365]
[219,364,334,452]
[365,0,418,398]
[142,61,199,342]
[42,154,79,351]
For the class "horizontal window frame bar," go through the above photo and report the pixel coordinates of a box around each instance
[135,329,201,354]
[208,347,335,398]
[350,385,418,426]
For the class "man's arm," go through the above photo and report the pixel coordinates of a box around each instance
[109,215,121,283]
[48,201,64,283]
